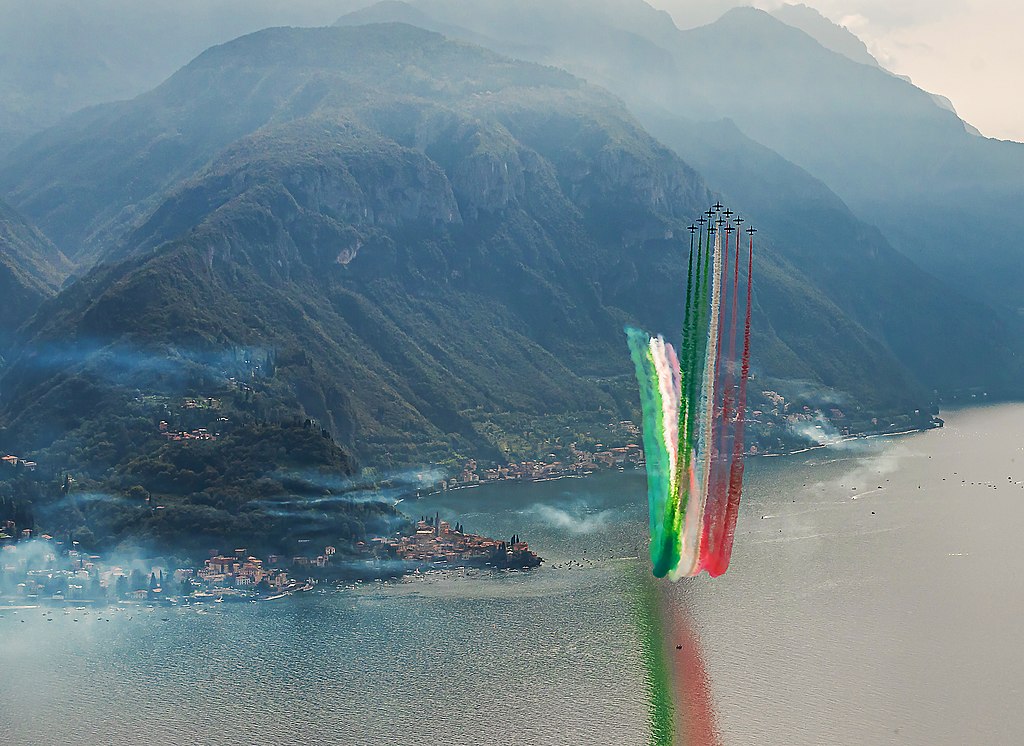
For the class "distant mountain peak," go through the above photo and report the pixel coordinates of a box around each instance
[715,6,780,25]
[704,6,813,41]
[770,3,878,67]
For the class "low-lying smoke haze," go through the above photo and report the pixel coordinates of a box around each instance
[650,0,1024,142]
[527,502,619,535]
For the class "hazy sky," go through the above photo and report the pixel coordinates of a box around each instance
[650,1,1024,142]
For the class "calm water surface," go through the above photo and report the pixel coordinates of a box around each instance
[2,404,1023,744]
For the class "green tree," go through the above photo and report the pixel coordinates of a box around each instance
[126,485,151,503]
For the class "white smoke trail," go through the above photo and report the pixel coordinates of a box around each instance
[650,336,682,491]
[676,226,724,578]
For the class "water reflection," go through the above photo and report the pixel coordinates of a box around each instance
[630,567,723,746]
[664,586,722,746]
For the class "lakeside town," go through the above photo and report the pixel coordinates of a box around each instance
[0,513,541,607]
[428,389,943,494]
[7,382,937,491]
[370,514,541,568]
[0,383,941,608]
[133,385,940,491]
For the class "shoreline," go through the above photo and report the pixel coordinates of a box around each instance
[415,422,942,497]
[762,425,935,457]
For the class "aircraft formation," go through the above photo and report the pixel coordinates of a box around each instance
[627,202,755,579]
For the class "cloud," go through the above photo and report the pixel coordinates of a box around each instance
[769,378,851,407]
[269,467,446,504]
[813,442,906,494]
[837,12,869,32]
[527,501,617,535]
[794,0,959,29]
[11,339,274,394]
[786,410,856,450]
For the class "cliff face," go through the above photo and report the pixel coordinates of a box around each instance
[0,23,581,264]
[126,124,465,262]
[0,264,47,358]
[0,199,70,356]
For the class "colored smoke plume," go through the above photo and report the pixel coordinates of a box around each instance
[627,205,754,579]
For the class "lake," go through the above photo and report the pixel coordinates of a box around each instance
[2,403,1023,745]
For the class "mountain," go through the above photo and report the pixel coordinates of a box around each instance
[338,0,681,101]
[0,23,698,468]
[770,4,878,68]
[768,6,974,130]
[0,1,684,266]
[641,116,1019,396]
[638,0,736,30]
[668,9,1024,308]
[0,199,70,356]
[336,2,1024,314]
[0,0,375,158]
[0,23,941,487]
[334,0,1024,398]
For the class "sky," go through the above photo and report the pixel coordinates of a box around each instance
[649,0,1024,142]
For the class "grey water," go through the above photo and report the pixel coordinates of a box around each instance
[2,404,1023,745]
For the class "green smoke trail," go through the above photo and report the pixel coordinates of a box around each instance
[626,567,676,746]
[627,326,676,576]
[675,229,698,525]
[685,224,706,453]
[688,222,713,469]
[691,229,712,431]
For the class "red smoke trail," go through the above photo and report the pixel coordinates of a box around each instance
[707,235,753,577]
[662,590,723,746]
